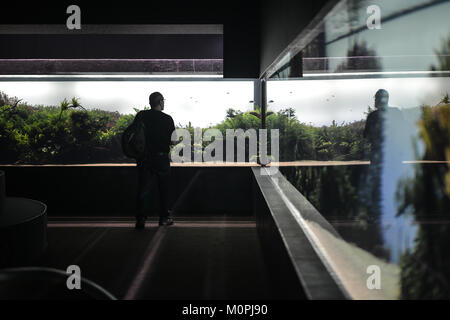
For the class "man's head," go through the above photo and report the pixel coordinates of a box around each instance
[374,89,389,110]
[149,92,165,110]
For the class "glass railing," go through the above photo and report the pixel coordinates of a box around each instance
[270,0,450,78]
[266,0,450,299]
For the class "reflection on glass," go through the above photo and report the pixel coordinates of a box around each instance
[268,0,450,297]
[396,95,450,299]
[322,0,450,74]
[272,0,450,77]
[267,0,450,299]
[269,75,449,298]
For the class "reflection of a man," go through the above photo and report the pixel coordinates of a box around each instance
[361,90,389,229]
[361,90,398,226]
[362,89,416,262]
[364,89,400,163]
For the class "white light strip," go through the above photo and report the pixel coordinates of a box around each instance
[303,70,450,77]
[402,160,450,164]
[0,74,224,79]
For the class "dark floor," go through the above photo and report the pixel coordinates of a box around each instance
[39,218,272,300]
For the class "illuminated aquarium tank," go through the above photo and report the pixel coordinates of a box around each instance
[0,79,255,164]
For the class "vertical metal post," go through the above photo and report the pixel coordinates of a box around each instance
[253,79,261,111]
[260,78,267,129]
[255,78,267,166]
[0,171,5,216]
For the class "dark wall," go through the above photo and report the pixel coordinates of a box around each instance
[0,35,222,59]
[259,0,330,76]
[0,166,253,217]
[0,1,260,78]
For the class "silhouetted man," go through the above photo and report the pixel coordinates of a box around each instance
[135,92,175,229]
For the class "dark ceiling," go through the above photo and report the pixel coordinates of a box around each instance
[1,0,259,77]
[0,0,330,78]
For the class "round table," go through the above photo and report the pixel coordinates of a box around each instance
[0,170,48,268]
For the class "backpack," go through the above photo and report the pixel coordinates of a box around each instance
[122,119,147,159]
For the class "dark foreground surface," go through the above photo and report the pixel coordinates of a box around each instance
[38,217,272,300]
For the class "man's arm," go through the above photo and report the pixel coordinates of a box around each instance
[134,111,143,123]
[169,117,178,145]
[363,112,373,139]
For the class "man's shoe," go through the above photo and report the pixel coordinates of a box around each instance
[159,216,174,226]
[135,217,146,229]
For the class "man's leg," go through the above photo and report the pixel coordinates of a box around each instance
[158,168,171,217]
[136,162,154,228]
[156,155,173,226]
